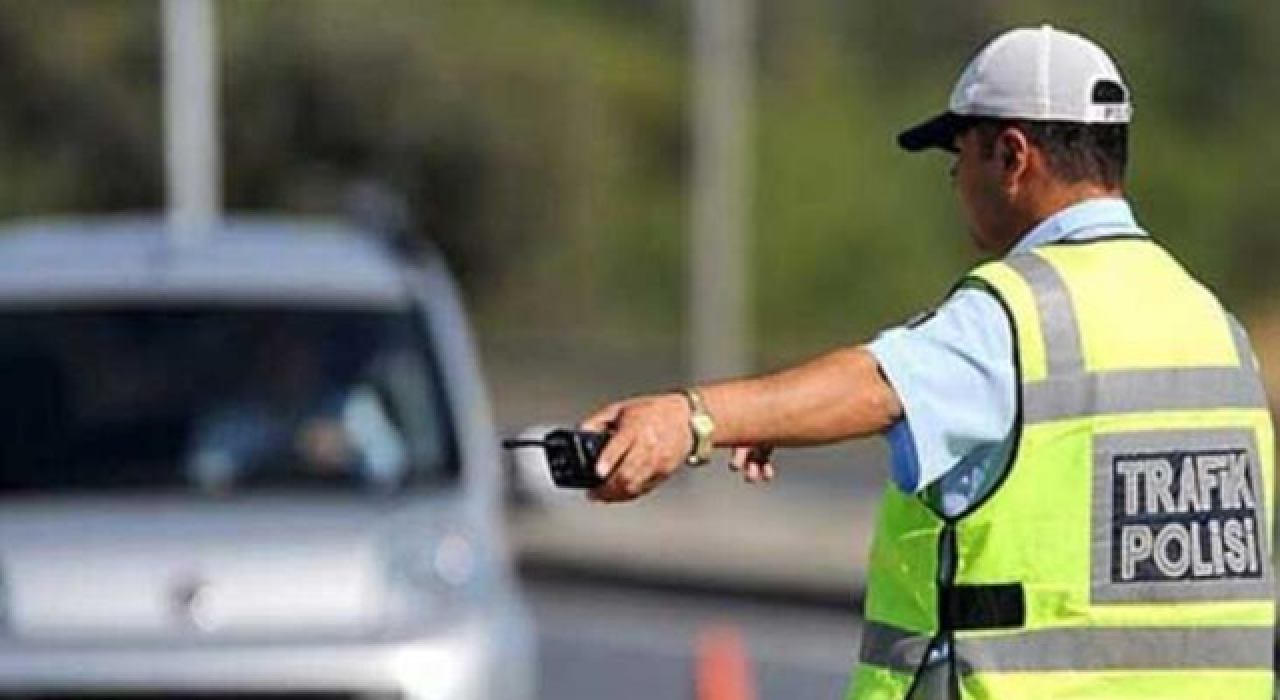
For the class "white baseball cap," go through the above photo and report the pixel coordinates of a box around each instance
[899,24,1133,152]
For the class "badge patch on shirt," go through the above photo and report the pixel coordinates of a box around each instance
[1092,429,1272,603]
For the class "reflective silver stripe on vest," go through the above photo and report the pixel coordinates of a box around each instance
[1024,366,1269,424]
[860,622,1274,674]
[1005,253,1085,375]
[955,625,1274,672]
[858,620,932,674]
[1005,253,1269,424]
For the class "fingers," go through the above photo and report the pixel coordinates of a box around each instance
[588,434,638,502]
[586,399,681,503]
[589,437,677,503]
[582,402,632,501]
[744,459,773,483]
[591,432,643,501]
[730,446,775,484]
[593,426,633,481]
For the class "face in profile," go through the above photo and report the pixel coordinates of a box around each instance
[951,128,1018,254]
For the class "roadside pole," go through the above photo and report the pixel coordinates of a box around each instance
[690,0,754,385]
[162,0,221,245]
[691,0,754,481]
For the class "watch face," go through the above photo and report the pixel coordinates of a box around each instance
[689,413,715,466]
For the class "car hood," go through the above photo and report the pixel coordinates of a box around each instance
[0,496,469,642]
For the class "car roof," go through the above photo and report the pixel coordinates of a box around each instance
[0,216,417,309]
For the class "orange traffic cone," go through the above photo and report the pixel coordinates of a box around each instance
[695,624,757,700]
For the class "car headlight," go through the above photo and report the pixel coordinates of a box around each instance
[384,529,489,629]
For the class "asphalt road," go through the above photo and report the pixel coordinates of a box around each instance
[527,577,862,700]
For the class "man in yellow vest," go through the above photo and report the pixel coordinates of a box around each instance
[581,25,1274,699]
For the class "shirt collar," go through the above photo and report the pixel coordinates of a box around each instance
[1008,197,1144,257]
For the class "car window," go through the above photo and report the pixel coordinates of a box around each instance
[0,307,457,496]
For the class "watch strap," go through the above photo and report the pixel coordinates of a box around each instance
[680,388,715,467]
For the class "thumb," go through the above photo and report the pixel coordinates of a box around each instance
[581,402,622,432]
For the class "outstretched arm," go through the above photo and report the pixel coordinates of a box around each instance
[581,345,901,503]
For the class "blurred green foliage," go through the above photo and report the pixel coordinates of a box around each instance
[0,0,1276,367]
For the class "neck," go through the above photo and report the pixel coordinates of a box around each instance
[1030,181,1123,221]
[1001,181,1124,254]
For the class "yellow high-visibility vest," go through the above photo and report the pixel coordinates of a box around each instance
[848,237,1275,700]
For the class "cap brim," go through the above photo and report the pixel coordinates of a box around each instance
[897,112,967,153]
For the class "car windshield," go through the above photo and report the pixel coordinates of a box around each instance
[0,308,457,496]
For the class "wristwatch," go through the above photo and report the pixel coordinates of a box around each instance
[680,388,716,467]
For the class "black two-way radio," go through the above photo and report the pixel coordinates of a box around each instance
[502,429,610,489]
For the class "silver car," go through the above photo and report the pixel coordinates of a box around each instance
[0,219,535,700]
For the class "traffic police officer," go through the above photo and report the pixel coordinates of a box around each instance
[582,25,1275,700]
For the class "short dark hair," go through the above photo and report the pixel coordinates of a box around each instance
[966,119,1128,188]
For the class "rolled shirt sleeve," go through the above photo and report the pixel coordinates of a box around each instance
[867,287,1016,496]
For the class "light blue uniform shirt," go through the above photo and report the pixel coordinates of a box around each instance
[868,198,1146,516]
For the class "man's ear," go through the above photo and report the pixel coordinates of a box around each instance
[998,126,1031,184]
